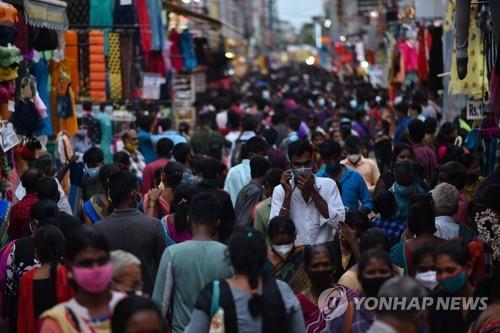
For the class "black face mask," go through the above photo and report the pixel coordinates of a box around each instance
[308,269,334,291]
[361,276,392,297]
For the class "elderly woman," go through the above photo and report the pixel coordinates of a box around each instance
[110,250,143,296]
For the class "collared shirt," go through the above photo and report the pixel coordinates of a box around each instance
[434,215,460,240]
[254,197,272,237]
[125,149,146,178]
[412,143,438,183]
[341,156,380,192]
[224,159,251,206]
[316,165,373,211]
[141,158,170,194]
[151,130,188,146]
[270,176,345,245]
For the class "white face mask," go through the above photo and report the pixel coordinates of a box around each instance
[347,154,361,164]
[272,243,294,258]
[415,271,438,290]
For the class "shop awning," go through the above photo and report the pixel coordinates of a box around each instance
[163,1,222,28]
[23,0,69,31]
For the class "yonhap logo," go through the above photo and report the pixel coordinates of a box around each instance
[318,286,349,320]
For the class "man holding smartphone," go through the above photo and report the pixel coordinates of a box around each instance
[270,140,345,245]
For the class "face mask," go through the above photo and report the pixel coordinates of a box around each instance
[308,269,334,291]
[85,166,99,178]
[347,154,361,164]
[272,243,294,258]
[361,276,391,297]
[292,167,313,179]
[72,262,113,293]
[415,271,438,290]
[125,141,139,151]
[318,98,325,106]
[325,162,342,176]
[438,270,467,294]
[394,183,415,196]
[350,100,358,109]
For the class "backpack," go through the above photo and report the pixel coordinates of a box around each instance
[230,132,246,166]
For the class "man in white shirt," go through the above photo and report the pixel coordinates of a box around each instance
[431,182,477,244]
[224,136,268,206]
[270,140,345,245]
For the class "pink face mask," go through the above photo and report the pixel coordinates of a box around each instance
[72,262,113,293]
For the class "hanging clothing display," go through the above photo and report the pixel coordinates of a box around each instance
[66,0,89,26]
[78,31,90,98]
[113,0,136,26]
[120,31,135,99]
[169,30,183,72]
[95,111,113,163]
[89,0,113,27]
[147,0,164,51]
[49,59,78,135]
[136,0,152,53]
[428,25,444,93]
[108,32,123,100]
[417,25,431,81]
[180,30,197,72]
[445,0,487,99]
[64,31,80,99]
[88,30,106,102]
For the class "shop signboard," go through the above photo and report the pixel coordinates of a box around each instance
[173,74,196,125]
[466,100,485,120]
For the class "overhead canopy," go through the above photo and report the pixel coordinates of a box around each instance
[23,0,68,31]
[163,1,222,29]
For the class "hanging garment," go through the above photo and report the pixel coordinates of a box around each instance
[147,0,164,51]
[88,30,106,102]
[28,27,59,51]
[89,0,113,27]
[0,2,18,27]
[169,30,183,72]
[33,58,53,136]
[64,31,80,99]
[78,31,90,98]
[180,30,197,72]
[399,40,419,73]
[146,51,166,76]
[136,0,152,53]
[10,100,41,135]
[120,31,134,99]
[14,12,28,54]
[445,0,487,99]
[113,0,136,25]
[108,32,122,100]
[0,26,16,47]
[95,112,113,163]
[417,25,431,81]
[162,39,172,73]
[194,37,209,66]
[66,0,89,26]
[49,59,78,135]
[428,25,444,94]
[82,114,102,145]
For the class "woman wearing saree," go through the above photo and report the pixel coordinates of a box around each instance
[267,216,310,294]
[82,164,118,224]
[144,162,184,218]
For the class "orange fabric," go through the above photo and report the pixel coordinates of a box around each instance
[49,59,78,135]
[64,31,80,98]
[17,266,74,333]
[0,3,18,27]
[89,30,106,102]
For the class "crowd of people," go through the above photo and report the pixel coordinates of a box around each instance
[0,64,499,333]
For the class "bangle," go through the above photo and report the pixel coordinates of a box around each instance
[148,200,157,208]
[281,206,289,212]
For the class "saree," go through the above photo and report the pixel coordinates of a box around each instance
[83,194,110,224]
[271,247,310,294]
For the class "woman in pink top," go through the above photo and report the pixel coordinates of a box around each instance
[160,184,198,244]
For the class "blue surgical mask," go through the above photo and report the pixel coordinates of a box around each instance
[85,166,100,178]
[292,167,313,178]
[438,270,467,294]
[394,183,415,196]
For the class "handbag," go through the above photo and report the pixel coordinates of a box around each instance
[209,280,225,333]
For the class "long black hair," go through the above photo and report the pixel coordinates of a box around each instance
[227,230,288,332]
[34,225,65,300]
[170,184,198,233]
[112,296,164,333]
[162,161,184,189]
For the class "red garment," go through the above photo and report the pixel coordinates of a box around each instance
[136,0,152,53]
[453,191,469,225]
[417,26,432,81]
[146,51,167,76]
[7,193,38,240]
[169,30,183,72]
[141,158,170,194]
[17,265,74,333]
